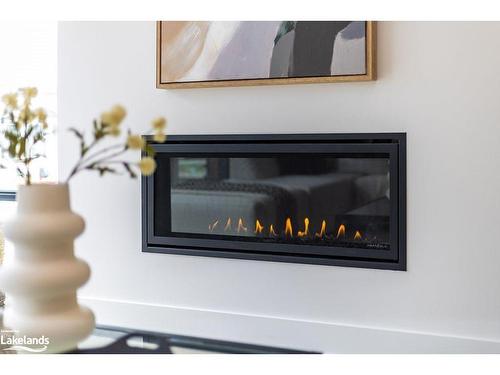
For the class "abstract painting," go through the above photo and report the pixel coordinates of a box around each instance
[156,21,376,89]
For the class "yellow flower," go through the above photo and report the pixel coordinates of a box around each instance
[108,126,121,137]
[34,108,48,129]
[127,134,145,150]
[101,105,126,127]
[152,117,167,132]
[18,107,34,126]
[35,108,47,122]
[110,104,126,124]
[153,132,166,143]
[20,87,38,100]
[138,157,156,176]
[100,111,113,125]
[2,93,18,109]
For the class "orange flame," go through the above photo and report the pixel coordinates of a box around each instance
[315,220,327,238]
[298,217,310,237]
[255,219,264,234]
[336,224,346,239]
[285,218,293,237]
[211,217,358,241]
[208,219,219,232]
[237,218,248,233]
[224,217,232,231]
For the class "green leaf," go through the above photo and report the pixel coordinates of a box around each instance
[18,138,26,158]
[94,129,104,140]
[4,130,18,143]
[33,130,45,143]
[144,144,155,157]
[8,140,17,158]
[97,166,117,176]
[16,167,25,178]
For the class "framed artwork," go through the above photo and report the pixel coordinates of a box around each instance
[156,21,376,89]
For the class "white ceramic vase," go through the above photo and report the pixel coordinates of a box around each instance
[0,184,94,353]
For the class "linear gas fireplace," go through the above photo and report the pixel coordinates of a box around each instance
[142,134,406,270]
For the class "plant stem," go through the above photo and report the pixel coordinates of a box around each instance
[65,137,101,183]
[66,146,127,183]
[26,165,31,185]
[24,116,31,185]
[87,148,127,167]
[80,144,123,165]
[93,159,132,165]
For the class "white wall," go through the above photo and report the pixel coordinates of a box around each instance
[58,21,500,353]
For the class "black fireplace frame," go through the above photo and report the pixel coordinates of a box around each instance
[142,133,406,271]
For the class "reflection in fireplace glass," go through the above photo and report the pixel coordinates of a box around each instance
[177,158,208,179]
[169,156,391,250]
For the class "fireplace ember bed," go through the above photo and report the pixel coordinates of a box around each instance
[142,133,406,270]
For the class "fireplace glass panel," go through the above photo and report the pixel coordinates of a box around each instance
[163,155,391,250]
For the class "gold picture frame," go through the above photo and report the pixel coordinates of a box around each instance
[156,21,376,89]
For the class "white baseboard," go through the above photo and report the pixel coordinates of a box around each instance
[81,297,500,354]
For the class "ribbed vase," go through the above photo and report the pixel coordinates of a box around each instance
[0,184,94,353]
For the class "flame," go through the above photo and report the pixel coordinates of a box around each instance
[237,218,248,233]
[255,219,264,234]
[208,219,219,232]
[210,217,359,241]
[336,224,346,239]
[285,217,293,237]
[297,217,310,237]
[224,217,232,231]
[315,220,327,238]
